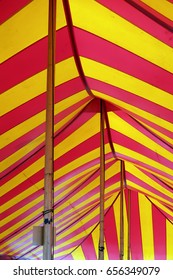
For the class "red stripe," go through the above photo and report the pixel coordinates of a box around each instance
[125,0,173,30]
[1,156,113,226]
[63,0,94,97]
[1,189,43,221]
[55,167,119,226]
[1,95,90,165]
[55,239,87,254]
[1,169,43,208]
[2,161,98,219]
[136,168,173,195]
[0,0,32,24]
[1,232,33,253]
[152,204,166,260]
[110,129,173,171]
[127,113,173,141]
[0,145,44,185]
[117,152,172,181]
[0,208,42,244]
[5,237,33,256]
[129,191,143,259]
[126,172,173,204]
[1,27,72,93]
[1,77,87,154]
[81,234,97,260]
[88,78,173,124]
[1,94,45,136]
[97,0,173,46]
[114,110,173,154]
[56,216,100,246]
[75,28,173,94]
[61,254,74,260]
[104,204,119,259]
[56,195,115,249]
[1,201,43,235]
[1,121,102,187]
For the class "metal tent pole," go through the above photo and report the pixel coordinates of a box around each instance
[120,160,124,260]
[43,0,56,260]
[98,99,105,260]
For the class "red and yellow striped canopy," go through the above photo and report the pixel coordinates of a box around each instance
[1,0,173,260]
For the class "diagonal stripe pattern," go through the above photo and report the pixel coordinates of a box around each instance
[0,0,173,260]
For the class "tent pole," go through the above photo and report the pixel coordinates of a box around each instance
[98,99,105,260]
[120,160,124,260]
[43,0,56,260]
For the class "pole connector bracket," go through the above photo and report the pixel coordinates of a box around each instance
[99,246,104,252]
[44,218,53,224]
[43,209,54,216]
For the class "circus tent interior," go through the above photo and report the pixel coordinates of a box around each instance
[0,0,173,260]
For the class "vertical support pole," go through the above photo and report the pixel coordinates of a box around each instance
[43,0,56,260]
[120,160,124,260]
[98,100,105,260]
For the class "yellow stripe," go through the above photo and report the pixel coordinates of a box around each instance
[0,235,32,255]
[0,205,44,239]
[128,180,172,208]
[55,247,76,258]
[56,196,115,249]
[113,195,120,253]
[57,190,118,232]
[1,163,98,220]
[133,164,173,186]
[1,97,90,172]
[91,224,99,259]
[0,0,66,63]
[90,196,118,259]
[2,158,115,228]
[2,171,91,226]
[113,143,172,179]
[139,193,154,260]
[57,225,94,250]
[1,57,78,116]
[103,238,109,260]
[1,91,89,149]
[112,191,129,259]
[54,170,118,231]
[123,194,128,260]
[81,58,173,110]
[108,112,173,163]
[0,224,35,251]
[138,121,173,146]
[57,202,99,234]
[1,192,43,227]
[72,246,85,260]
[125,162,173,201]
[1,115,101,195]
[93,90,173,133]
[71,0,173,73]
[166,220,173,260]
[141,0,173,20]
[149,197,173,218]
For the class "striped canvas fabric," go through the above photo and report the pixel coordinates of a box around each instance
[1,0,173,260]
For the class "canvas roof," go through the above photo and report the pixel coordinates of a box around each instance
[1,0,173,260]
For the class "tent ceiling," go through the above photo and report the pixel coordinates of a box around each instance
[1,0,173,260]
